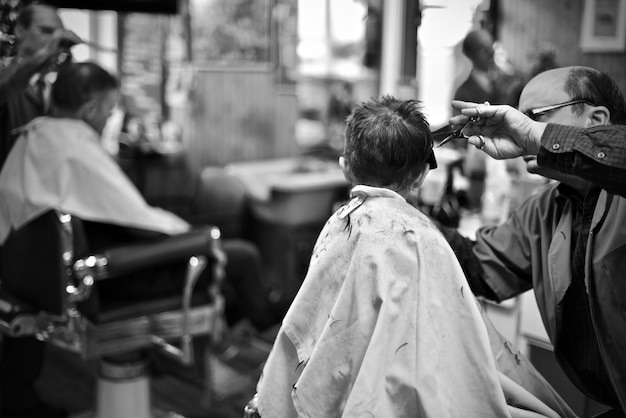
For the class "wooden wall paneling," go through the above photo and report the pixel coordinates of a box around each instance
[182,67,298,172]
[273,89,299,159]
[498,0,626,93]
[554,0,584,69]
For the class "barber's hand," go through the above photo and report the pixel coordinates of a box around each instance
[50,28,83,50]
[449,100,547,159]
[37,29,83,67]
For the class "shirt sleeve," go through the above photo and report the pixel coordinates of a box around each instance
[436,222,499,300]
[537,124,626,197]
[442,186,554,303]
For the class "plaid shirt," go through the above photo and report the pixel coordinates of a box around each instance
[538,124,626,197]
[539,123,626,411]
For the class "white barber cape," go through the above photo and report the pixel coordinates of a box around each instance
[0,117,189,244]
[256,185,576,418]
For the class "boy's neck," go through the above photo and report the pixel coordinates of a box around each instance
[353,183,410,200]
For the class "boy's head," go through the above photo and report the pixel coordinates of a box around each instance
[51,61,120,135]
[340,95,437,193]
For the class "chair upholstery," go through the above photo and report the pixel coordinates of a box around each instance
[0,210,226,416]
[0,210,71,317]
[188,166,252,239]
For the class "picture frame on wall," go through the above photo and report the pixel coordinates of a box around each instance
[580,0,626,52]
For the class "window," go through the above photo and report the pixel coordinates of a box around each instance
[190,0,272,64]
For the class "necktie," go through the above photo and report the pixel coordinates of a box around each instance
[35,76,49,113]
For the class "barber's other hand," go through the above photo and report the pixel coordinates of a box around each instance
[38,29,83,66]
[449,100,547,159]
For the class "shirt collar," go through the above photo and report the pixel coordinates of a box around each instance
[29,71,57,87]
[350,184,406,202]
[556,182,601,211]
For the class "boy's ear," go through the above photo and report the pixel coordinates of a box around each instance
[410,165,430,190]
[77,98,97,121]
[339,156,354,183]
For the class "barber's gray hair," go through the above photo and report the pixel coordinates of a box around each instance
[565,66,626,125]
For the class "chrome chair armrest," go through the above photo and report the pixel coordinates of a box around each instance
[77,226,223,280]
[0,290,77,341]
[151,255,207,364]
[0,291,37,336]
[244,393,261,418]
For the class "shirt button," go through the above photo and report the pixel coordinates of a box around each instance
[597,151,606,159]
[552,143,560,150]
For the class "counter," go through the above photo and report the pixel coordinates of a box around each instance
[226,157,349,226]
[226,157,350,302]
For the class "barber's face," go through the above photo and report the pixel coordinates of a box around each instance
[471,32,495,71]
[518,76,587,127]
[518,72,588,183]
[16,6,64,59]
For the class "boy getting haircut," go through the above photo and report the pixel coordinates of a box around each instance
[253,96,575,418]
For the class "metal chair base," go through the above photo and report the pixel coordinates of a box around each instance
[70,358,186,418]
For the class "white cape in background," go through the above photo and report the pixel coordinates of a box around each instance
[0,117,189,244]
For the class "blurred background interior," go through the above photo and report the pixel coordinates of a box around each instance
[1,0,625,417]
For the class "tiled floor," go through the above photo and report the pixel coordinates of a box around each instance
[38,331,275,418]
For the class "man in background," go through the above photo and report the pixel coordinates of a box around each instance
[0,5,81,416]
[455,29,517,107]
[0,4,82,169]
[453,28,521,211]
[0,61,281,417]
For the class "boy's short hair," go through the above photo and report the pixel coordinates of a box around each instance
[343,95,437,190]
[51,61,119,112]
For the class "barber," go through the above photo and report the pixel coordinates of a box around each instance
[0,5,80,417]
[0,4,82,169]
[439,66,626,416]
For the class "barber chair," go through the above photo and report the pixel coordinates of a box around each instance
[0,210,226,418]
[189,166,252,239]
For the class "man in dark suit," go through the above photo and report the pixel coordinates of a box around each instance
[0,4,81,170]
[0,5,81,417]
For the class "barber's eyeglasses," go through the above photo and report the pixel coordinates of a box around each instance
[524,100,595,121]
